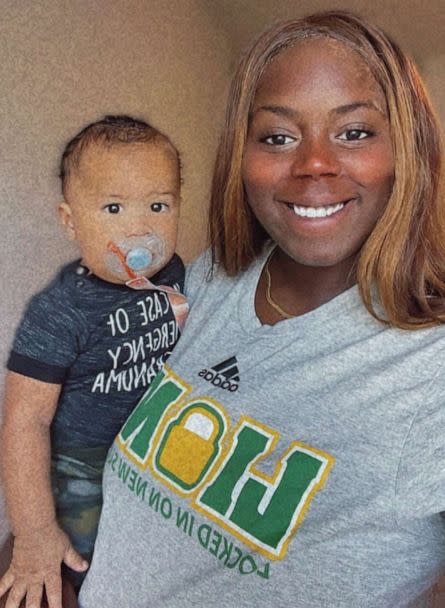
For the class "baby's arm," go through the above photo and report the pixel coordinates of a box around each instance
[0,372,88,608]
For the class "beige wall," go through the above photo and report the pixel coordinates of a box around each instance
[0,0,231,541]
[0,0,444,546]
[424,53,445,126]
[206,0,445,124]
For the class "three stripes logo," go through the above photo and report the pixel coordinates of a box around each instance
[198,356,240,392]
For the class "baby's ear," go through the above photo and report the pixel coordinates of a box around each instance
[58,202,76,241]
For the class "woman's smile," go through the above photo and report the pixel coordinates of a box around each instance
[271,196,358,241]
[288,200,350,218]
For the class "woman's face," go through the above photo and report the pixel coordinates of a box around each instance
[242,38,395,269]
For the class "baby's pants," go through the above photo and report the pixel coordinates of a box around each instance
[51,446,109,587]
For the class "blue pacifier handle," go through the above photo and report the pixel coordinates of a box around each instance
[126,247,153,271]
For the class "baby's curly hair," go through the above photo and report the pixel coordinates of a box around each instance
[60,115,181,195]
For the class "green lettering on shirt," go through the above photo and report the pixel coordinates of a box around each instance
[118,366,187,464]
[197,419,333,559]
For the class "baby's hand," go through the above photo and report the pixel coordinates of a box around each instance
[0,523,88,608]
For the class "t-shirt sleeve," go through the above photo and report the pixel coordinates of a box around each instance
[395,380,445,519]
[7,285,84,384]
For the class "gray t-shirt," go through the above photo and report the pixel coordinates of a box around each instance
[79,248,445,608]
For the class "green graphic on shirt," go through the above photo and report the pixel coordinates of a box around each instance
[196,420,331,558]
[116,367,334,561]
[230,450,322,549]
[154,402,226,491]
[199,425,268,513]
[118,368,187,464]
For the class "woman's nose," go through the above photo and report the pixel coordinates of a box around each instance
[290,135,341,179]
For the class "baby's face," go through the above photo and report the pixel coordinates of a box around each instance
[59,141,180,284]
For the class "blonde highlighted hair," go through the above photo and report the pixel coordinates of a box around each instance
[209,11,445,329]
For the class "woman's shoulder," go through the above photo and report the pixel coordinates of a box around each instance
[185,249,212,289]
[184,247,271,308]
[184,249,235,306]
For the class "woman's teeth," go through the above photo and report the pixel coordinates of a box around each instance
[290,202,346,218]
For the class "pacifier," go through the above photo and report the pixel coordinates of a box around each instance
[107,236,163,280]
[126,247,153,271]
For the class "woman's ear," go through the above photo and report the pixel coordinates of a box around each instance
[58,202,77,241]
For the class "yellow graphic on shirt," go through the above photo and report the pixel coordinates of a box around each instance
[156,403,226,489]
[117,365,334,561]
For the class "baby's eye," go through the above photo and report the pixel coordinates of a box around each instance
[104,203,122,214]
[261,134,295,146]
[151,202,168,213]
[338,129,373,141]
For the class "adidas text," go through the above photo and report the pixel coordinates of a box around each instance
[198,369,239,392]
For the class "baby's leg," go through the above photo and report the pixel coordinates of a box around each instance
[51,447,107,587]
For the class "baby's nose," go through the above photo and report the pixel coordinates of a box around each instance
[125,213,153,237]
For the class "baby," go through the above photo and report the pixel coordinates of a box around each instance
[0,115,188,606]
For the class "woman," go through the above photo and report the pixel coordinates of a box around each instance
[79,11,445,607]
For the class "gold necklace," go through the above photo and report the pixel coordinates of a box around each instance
[264,248,295,319]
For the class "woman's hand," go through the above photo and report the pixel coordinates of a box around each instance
[0,522,88,608]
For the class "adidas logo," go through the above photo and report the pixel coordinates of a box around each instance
[198,356,240,392]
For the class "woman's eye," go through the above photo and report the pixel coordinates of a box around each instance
[338,129,373,141]
[261,134,295,146]
[104,203,122,214]
[151,202,168,213]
